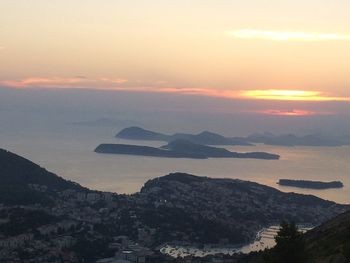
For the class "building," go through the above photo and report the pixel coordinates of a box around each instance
[0,233,34,249]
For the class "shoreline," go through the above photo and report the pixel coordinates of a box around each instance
[160,224,313,258]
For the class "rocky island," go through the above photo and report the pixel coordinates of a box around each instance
[278,179,344,189]
[95,139,280,160]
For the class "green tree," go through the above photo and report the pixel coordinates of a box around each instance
[273,221,307,263]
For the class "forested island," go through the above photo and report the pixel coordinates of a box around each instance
[95,139,280,160]
[278,179,344,189]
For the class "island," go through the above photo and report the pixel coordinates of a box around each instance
[95,139,280,160]
[94,143,206,159]
[278,179,344,189]
[116,126,252,146]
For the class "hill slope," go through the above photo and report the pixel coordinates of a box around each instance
[303,211,350,262]
[247,211,350,263]
[0,149,85,205]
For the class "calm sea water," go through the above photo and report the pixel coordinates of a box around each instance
[1,125,350,204]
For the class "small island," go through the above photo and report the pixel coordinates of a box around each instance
[95,139,280,160]
[278,179,344,189]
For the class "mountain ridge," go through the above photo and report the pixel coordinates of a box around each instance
[0,149,86,205]
[116,126,252,146]
[116,126,350,147]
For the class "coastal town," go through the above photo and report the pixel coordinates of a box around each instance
[0,170,347,262]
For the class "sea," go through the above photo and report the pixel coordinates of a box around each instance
[1,123,350,205]
[160,225,312,257]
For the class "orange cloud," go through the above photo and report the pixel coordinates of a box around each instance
[1,78,349,104]
[111,86,241,98]
[113,87,350,102]
[0,77,128,89]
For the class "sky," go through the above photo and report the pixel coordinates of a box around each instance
[1,0,350,118]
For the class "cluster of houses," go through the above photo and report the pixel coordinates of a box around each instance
[2,176,333,263]
[37,220,78,236]
[59,189,114,203]
[96,236,154,263]
[0,233,34,249]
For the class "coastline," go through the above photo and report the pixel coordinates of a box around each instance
[160,224,313,258]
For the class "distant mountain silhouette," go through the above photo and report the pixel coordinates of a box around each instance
[171,131,252,146]
[116,127,252,146]
[116,127,350,147]
[116,126,168,141]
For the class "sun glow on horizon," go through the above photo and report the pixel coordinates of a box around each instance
[1,77,350,103]
[240,90,350,102]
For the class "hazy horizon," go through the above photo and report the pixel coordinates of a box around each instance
[1,87,350,137]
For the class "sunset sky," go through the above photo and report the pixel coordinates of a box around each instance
[1,0,350,116]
